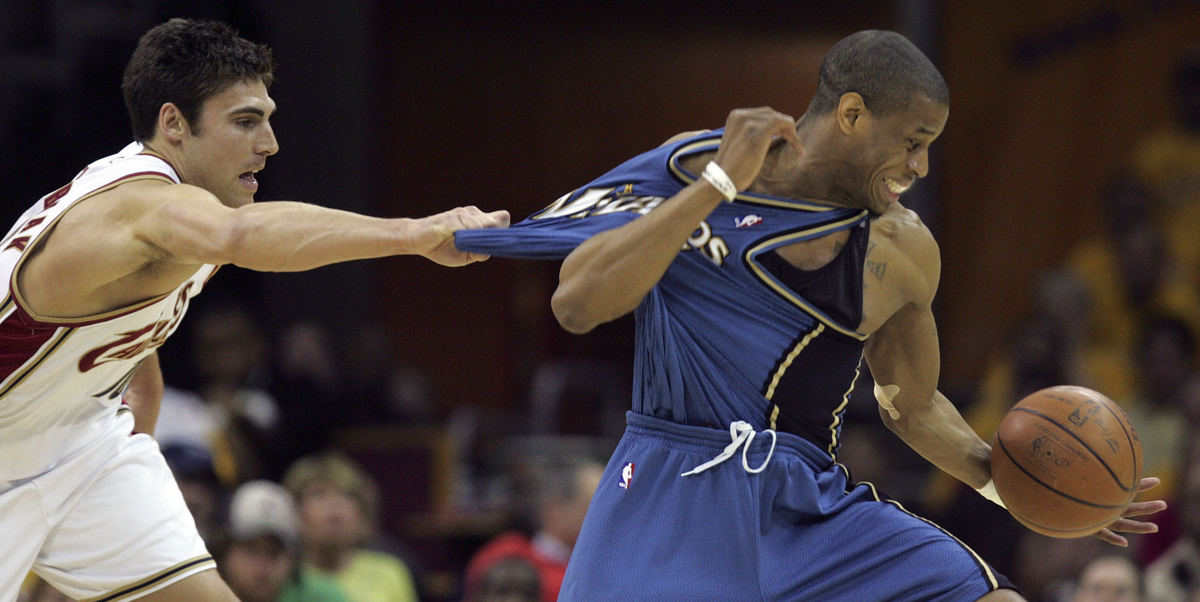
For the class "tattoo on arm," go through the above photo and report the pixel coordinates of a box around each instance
[862,241,887,289]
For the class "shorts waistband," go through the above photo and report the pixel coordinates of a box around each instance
[624,411,834,471]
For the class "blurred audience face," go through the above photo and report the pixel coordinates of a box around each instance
[472,557,541,602]
[298,481,368,550]
[1184,440,1200,542]
[543,463,603,549]
[1071,555,1142,602]
[222,535,293,602]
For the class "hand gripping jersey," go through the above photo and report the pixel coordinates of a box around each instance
[0,142,217,483]
[456,131,871,460]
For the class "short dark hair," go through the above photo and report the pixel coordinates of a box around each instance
[122,18,275,141]
[805,30,948,118]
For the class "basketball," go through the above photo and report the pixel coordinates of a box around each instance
[990,385,1142,538]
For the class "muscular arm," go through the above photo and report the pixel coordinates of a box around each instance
[138,182,507,270]
[125,352,164,436]
[552,179,725,332]
[863,217,991,489]
[865,304,992,489]
[553,108,800,333]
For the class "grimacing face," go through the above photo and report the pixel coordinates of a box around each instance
[848,94,948,214]
[175,78,278,208]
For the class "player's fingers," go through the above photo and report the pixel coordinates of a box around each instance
[486,210,511,228]
[1120,499,1168,519]
[1105,517,1159,534]
[1132,477,1161,491]
[1091,528,1128,547]
[769,112,802,152]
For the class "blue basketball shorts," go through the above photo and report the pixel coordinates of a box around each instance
[560,411,1016,601]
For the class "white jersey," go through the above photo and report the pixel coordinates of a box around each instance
[0,142,217,483]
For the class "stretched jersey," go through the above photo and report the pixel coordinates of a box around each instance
[456,131,871,459]
[0,142,217,482]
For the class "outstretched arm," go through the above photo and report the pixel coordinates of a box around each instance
[135,182,510,270]
[552,107,800,333]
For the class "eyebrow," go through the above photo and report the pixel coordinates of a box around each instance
[230,106,274,118]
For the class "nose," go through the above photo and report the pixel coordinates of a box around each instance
[258,122,279,157]
[909,149,929,179]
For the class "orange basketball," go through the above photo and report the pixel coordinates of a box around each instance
[990,385,1142,538]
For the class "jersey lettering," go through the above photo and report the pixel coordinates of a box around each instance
[682,220,729,267]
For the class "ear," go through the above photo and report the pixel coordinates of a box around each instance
[157,102,189,144]
[835,92,867,135]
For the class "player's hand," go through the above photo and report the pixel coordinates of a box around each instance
[1092,477,1167,547]
[711,107,803,190]
[414,206,510,266]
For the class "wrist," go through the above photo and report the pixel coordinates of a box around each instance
[975,478,1007,509]
[700,161,738,202]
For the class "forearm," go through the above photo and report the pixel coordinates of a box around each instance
[221,202,420,271]
[125,353,164,436]
[552,180,725,332]
[882,389,992,489]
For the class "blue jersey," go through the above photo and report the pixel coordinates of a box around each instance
[456,131,870,459]
[457,132,1016,600]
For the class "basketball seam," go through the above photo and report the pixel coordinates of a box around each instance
[1009,407,1136,492]
[995,435,1131,509]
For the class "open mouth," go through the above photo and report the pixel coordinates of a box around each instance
[885,178,910,195]
[239,171,258,186]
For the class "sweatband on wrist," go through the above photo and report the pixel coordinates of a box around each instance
[701,161,738,201]
[976,478,1007,509]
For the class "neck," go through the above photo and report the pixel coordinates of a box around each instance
[141,138,188,183]
[307,543,352,572]
[748,138,846,207]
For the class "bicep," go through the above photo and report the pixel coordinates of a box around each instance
[134,183,238,265]
[863,300,941,415]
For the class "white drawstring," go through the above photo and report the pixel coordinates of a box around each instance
[680,421,777,476]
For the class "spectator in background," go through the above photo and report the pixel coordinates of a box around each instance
[269,321,345,466]
[467,558,541,602]
[1121,316,1200,504]
[1131,46,1200,280]
[1146,437,1200,602]
[215,480,346,601]
[283,453,419,602]
[157,301,285,484]
[1065,173,1200,402]
[463,458,605,602]
[162,442,227,546]
[1071,553,1143,602]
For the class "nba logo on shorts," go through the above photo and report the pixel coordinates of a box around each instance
[619,462,635,489]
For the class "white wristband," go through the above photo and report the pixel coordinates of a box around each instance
[975,478,1007,509]
[701,161,738,202]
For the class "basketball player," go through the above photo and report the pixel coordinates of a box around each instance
[455,30,1164,600]
[0,19,507,601]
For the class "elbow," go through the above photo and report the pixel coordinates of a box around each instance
[551,286,598,334]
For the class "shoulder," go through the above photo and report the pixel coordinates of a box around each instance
[869,203,941,303]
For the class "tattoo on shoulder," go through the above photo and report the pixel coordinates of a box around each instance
[863,242,886,288]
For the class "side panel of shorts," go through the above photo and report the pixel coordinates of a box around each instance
[561,414,1011,601]
[33,415,213,601]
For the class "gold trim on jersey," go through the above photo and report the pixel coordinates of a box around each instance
[744,211,871,340]
[668,138,847,211]
[765,323,824,402]
[825,358,863,458]
[0,326,74,398]
[9,174,182,325]
[835,468,1002,591]
[85,555,217,601]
